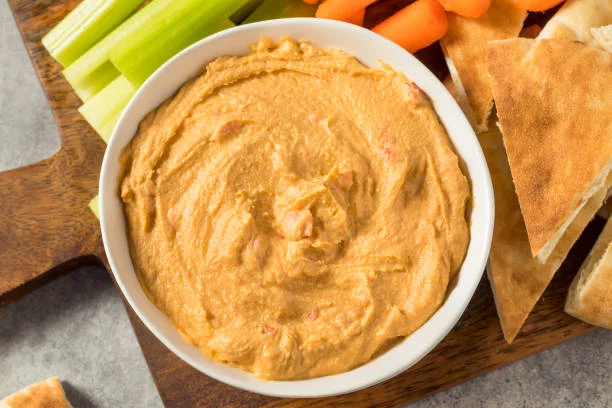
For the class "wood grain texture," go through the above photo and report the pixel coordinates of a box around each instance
[0,0,107,306]
[3,1,597,407]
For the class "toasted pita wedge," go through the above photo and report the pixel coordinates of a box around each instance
[592,25,612,52]
[480,129,610,342]
[0,378,73,408]
[565,217,612,328]
[538,0,612,45]
[440,0,526,133]
[487,38,612,262]
[442,75,458,100]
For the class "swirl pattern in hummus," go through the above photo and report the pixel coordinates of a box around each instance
[120,38,471,380]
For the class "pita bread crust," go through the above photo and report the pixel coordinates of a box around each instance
[440,0,526,132]
[442,75,459,101]
[0,378,72,408]
[481,129,610,342]
[592,25,612,53]
[538,0,612,45]
[565,217,612,328]
[487,38,612,259]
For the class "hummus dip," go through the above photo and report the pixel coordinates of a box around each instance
[120,38,471,380]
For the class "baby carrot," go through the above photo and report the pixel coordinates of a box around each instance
[302,0,319,4]
[372,0,448,54]
[344,8,366,26]
[439,0,491,18]
[513,0,564,11]
[316,0,376,21]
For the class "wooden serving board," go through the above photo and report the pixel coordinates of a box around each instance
[2,1,598,407]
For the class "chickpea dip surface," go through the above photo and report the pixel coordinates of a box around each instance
[120,38,471,380]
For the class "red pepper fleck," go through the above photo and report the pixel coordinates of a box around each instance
[305,308,319,321]
[263,323,276,334]
[214,120,242,140]
[379,135,398,161]
[411,83,426,97]
[341,170,353,183]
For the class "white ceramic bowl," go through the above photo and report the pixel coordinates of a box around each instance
[100,18,494,398]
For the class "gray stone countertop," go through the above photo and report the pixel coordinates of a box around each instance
[1,3,610,407]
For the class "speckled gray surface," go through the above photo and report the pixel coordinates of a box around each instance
[0,2,610,407]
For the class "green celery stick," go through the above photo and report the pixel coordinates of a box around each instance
[243,0,316,24]
[64,0,203,102]
[42,0,145,67]
[110,18,235,88]
[79,76,135,142]
[89,196,100,219]
[109,0,247,88]
[98,110,125,142]
[71,60,120,102]
[230,0,264,24]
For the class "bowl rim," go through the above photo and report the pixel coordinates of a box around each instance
[99,18,494,398]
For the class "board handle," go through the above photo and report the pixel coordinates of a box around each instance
[0,153,105,306]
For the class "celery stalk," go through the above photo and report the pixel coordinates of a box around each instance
[89,196,100,219]
[63,0,194,102]
[42,0,145,67]
[109,0,247,88]
[243,0,316,24]
[98,110,125,142]
[70,60,120,102]
[79,76,135,142]
[110,18,235,88]
[230,0,265,24]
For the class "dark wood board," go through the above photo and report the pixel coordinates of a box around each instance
[1,1,597,407]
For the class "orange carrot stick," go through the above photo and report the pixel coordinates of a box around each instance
[343,8,366,26]
[372,0,448,54]
[439,0,491,18]
[316,0,376,21]
[302,0,319,4]
[513,0,564,11]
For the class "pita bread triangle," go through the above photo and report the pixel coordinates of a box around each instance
[480,129,611,342]
[440,0,526,132]
[487,38,612,262]
[565,215,612,329]
[592,25,612,53]
[0,378,73,408]
[538,0,612,46]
